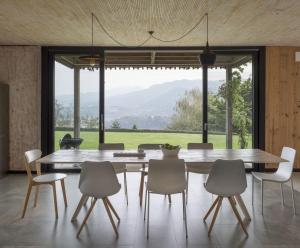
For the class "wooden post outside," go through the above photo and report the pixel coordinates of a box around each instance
[74,67,80,138]
[226,65,233,149]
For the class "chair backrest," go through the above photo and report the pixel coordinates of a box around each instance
[205,159,247,196]
[24,149,42,179]
[276,147,296,180]
[138,144,162,150]
[99,143,124,150]
[147,159,186,194]
[79,161,121,198]
[187,143,213,150]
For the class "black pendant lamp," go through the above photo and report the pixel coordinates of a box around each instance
[79,13,101,68]
[200,13,216,66]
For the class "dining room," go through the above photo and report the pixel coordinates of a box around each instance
[1,1,300,248]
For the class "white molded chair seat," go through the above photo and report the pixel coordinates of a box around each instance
[73,161,121,237]
[186,143,213,204]
[204,159,248,236]
[145,159,188,239]
[99,143,128,205]
[252,146,296,215]
[252,172,289,183]
[33,173,66,183]
[138,144,162,205]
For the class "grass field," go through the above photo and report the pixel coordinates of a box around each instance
[55,130,252,150]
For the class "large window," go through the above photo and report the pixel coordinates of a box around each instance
[105,68,203,149]
[44,48,263,171]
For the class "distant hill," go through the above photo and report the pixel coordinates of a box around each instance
[56,79,223,129]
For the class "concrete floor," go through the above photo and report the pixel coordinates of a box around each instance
[1,172,300,248]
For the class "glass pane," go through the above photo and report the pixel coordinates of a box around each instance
[208,55,253,150]
[79,67,99,149]
[105,68,203,149]
[54,60,74,151]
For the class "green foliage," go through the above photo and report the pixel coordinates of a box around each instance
[132,124,138,130]
[111,120,121,129]
[169,65,252,149]
[168,88,202,131]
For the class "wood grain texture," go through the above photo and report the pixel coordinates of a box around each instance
[0,0,300,46]
[265,47,300,168]
[0,46,41,171]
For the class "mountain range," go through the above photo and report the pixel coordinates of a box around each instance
[56,79,223,129]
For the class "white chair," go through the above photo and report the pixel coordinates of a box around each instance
[186,142,213,203]
[252,146,296,215]
[204,159,248,236]
[22,149,67,219]
[73,161,121,237]
[99,143,128,205]
[138,144,166,205]
[144,159,187,239]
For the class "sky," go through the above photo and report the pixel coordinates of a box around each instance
[54,61,252,96]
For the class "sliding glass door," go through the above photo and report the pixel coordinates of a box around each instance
[206,55,253,150]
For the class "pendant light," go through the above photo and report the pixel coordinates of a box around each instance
[79,13,101,67]
[200,13,216,66]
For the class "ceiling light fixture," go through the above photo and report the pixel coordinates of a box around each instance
[79,13,101,68]
[199,13,216,66]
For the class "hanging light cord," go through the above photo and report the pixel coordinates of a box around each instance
[92,12,208,46]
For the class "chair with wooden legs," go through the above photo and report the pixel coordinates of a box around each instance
[99,143,128,205]
[22,149,67,219]
[204,159,248,236]
[72,161,121,237]
[138,144,174,206]
[186,143,213,204]
[145,159,188,239]
[252,147,296,215]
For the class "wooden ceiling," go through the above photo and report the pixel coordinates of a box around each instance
[0,0,300,46]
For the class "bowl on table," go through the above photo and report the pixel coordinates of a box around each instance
[161,144,180,158]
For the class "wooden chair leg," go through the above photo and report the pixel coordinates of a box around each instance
[235,195,251,221]
[123,172,128,205]
[139,172,145,206]
[21,183,33,218]
[204,196,220,221]
[52,182,58,219]
[105,197,120,221]
[228,197,248,236]
[61,179,68,207]
[208,196,223,236]
[33,185,39,208]
[71,195,88,222]
[83,196,89,206]
[168,194,172,204]
[77,198,97,237]
[102,198,119,237]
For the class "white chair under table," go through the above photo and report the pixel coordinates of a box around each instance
[204,159,248,236]
[22,149,67,219]
[144,159,188,239]
[252,146,296,215]
[72,161,121,237]
[99,143,128,205]
[186,142,213,203]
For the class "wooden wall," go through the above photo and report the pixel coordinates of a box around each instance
[265,47,300,168]
[0,46,41,171]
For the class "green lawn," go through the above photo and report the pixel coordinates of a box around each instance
[55,130,252,150]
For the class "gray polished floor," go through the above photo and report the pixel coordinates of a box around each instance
[1,172,300,248]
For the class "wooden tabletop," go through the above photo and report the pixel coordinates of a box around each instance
[37,149,286,164]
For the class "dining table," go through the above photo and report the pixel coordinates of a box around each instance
[37,148,286,222]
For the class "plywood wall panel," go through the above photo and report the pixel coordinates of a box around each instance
[0,46,41,171]
[265,47,300,169]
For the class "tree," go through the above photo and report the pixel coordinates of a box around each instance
[132,124,138,130]
[168,88,202,131]
[111,120,121,129]
[218,67,252,148]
